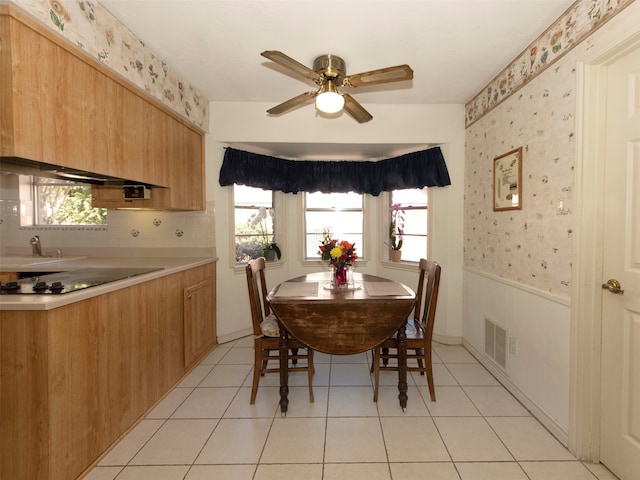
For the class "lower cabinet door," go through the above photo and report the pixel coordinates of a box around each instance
[183,277,217,368]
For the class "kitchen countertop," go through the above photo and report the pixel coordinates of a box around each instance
[0,254,216,311]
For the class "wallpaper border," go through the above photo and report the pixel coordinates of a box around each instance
[6,0,209,131]
[465,0,635,127]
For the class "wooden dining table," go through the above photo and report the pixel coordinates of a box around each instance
[267,271,415,415]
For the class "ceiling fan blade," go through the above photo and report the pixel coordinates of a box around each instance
[342,64,413,88]
[267,91,317,115]
[342,94,373,123]
[261,50,322,84]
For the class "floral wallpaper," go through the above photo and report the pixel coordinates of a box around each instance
[9,0,209,130]
[464,0,637,295]
[465,0,633,127]
[464,66,575,295]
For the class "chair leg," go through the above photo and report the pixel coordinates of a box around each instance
[382,347,390,366]
[416,348,425,374]
[260,351,269,376]
[291,347,298,365]
[250,347,262,404]
[425,351,436,402]
[307,349,315,403]
[373,347,381,402]
[310,348,315,375]
[369,349,375,373]
[427,366,436,401]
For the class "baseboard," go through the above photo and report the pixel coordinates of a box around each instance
[433,334,463,345]
[463,339,569,447]
[217,328,253,345]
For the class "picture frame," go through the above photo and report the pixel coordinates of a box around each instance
[493,147,522,211]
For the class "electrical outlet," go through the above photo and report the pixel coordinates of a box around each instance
[509,336,519,357]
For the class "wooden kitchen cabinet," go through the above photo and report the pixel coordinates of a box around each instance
[90,184,173,210]
[0,5,204,210]
[0,263,217,480]
[90,123,204,211]
[184,277,217,368]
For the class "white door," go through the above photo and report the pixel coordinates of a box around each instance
[600,44,640,480]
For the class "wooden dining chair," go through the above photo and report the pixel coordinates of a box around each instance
[372,258,441,402]
[245,257,314,404]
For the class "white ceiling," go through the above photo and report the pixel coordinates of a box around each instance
[100,0,574,158]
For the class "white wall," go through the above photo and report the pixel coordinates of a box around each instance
[207,102,465,343]
[463,268,570,445]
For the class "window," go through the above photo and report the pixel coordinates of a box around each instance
[234,185,276,263]
[31,176,107,226]
[389,188,428,263]
[304,192,364,260]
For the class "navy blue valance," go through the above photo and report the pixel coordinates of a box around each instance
[219,146,451,195]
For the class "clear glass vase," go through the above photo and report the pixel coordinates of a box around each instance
[331,265,354,288]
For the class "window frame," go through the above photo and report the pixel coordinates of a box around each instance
[232,184,280,266]
[22,175,107,228]
[302,191,365,262]
[384,188,429,264]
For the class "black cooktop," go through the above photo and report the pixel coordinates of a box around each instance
[0,267,163,295]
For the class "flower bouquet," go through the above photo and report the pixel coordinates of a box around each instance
[319,231,358,287]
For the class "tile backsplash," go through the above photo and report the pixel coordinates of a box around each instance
[0,195,215,256]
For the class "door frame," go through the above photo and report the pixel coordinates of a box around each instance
[571,31,640,462]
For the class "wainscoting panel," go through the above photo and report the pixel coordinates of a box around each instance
[463,267,571,445]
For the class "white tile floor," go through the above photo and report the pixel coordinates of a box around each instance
[83,337,619,480]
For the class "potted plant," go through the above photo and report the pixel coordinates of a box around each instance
[248,207,281,261]
[262,242,281,261]
[388,203,405,262]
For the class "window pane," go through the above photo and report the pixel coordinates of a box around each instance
[306,191,362,209]
[402,209,427,235]
[398,235,427,261]
[306,211,363,236]
[234,185,275,263]
[34,177,106,225]
[234,184,273,207]
[392,188,428,206]
[306,234,363,261]
[390,188,428,263]
[305,192,363,259]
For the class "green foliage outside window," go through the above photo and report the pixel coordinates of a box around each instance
[235,223,272,263]
[234,186,276,263]
[35,178,106,225]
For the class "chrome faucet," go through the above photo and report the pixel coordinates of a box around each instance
[30,235,42,257]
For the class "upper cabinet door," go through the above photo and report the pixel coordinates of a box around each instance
[2,7,205,211]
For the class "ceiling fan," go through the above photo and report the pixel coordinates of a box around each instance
[261,50,414,123]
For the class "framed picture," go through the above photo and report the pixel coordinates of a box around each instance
[493,147,522,211]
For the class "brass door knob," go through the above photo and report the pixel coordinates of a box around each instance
[602,279,624,295]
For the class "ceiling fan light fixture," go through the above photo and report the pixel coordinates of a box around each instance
[262,51,413,123]
[315,80,344,114]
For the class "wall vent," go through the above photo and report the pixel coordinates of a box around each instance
[484,316,509,372]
